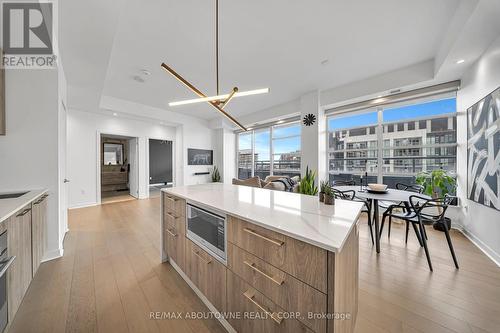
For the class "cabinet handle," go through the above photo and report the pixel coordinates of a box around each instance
[166,229,177,238]
[243,290,282,325]
[165,211,179,219]
[243,261,284,285]
[192,250,211,264]
[16,208,32,217]
[243,228,284,247]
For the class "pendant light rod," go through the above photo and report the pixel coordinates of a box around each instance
[216,0,219,95]
[161,63,247,131]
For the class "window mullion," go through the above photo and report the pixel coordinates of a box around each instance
[377,109,383,183]
[270,127,274,176]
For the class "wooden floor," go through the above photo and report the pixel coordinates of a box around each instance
[8,198,500,333]
[101,193,137,204]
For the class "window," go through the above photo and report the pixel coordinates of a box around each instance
[327,110,378,184]
[327,97,457,188]
[254,129,271,179]
[237,122,301,179]
[237,132,253,179]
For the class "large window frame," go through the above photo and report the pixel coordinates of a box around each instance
[326,94,457,186]
[236,121,301,179]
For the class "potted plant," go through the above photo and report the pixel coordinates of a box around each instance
[319,180,329,202]
[211,166,221,182]
[298,166,318,196]
[415,169,457,231]
[323,184,335,205]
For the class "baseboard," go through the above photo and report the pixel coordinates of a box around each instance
[69,202,98,209]
[452,225,500,267]
[42,247,64,262]
[169,259,236,333]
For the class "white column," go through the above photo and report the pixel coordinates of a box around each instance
[300,91,325,182]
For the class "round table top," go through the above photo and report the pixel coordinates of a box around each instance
[332,185,431,202]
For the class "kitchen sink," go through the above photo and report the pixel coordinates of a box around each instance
[0,192,28,199]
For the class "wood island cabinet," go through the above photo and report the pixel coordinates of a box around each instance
[162,189,360,333]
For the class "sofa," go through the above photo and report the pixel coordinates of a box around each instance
[232,175,300,192]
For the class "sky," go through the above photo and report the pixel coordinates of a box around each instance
[328,98,456,131]
[240,98,457,161]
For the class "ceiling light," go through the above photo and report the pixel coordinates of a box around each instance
[247,127,253,131]
[160,0,268,132]
[141,69,151,76]
[456,59,465,64]
[133,75,145,83]
[169,88,269,106]
[377,95,383,98]
[276,120,285,124]
[112,112,118,116]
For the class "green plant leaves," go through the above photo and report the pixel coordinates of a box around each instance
[298,166,318,196]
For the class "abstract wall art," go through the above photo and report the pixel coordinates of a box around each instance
[467,87,500,211]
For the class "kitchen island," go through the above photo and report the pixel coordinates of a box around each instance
[161,183,363,333]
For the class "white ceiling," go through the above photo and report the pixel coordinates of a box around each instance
[59,0,499,122]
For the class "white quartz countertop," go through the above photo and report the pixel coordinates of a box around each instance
[0,189,48,224]
[163,183,364,252]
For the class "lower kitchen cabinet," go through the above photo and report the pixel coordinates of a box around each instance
[31,194,47,277]
[6,204,33,321]
[226,270,314,333]
[185,239,226,312]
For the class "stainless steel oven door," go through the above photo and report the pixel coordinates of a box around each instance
[186,204,227,265]
[0,254,15,333]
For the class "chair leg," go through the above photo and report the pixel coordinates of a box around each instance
[443,224,459,269]
[411,222,423,247]
[388,216,392,239]
[422,225,428,240]
[405,221,410,244]
[367,211,374,245]
[418,219,433,271]
[380,214,386,237]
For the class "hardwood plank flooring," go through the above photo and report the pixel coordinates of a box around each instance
[7,198,500,333]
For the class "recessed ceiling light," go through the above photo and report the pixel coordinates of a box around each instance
[133,75,145,83]
[112,112,118,116]
[141,69,151,76]
[456,59,465,64]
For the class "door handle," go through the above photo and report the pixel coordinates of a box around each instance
[64,179,70,183]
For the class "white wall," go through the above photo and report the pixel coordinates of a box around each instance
[0,68,64,260]
[67,109,176,208]
[456,35,500,264]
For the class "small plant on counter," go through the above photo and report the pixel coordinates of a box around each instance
[319,180,329,202]
[323,184,335,205]
[211,166,221,182]
[298,166,318,196]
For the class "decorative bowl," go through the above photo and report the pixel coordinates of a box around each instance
[367,183,388,192]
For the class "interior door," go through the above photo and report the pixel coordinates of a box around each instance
[60,100,68,235]
[129,138,139,198]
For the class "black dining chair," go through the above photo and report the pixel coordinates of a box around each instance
[332,188,374,245]
[379,183,424,238]
[382,194,458,271]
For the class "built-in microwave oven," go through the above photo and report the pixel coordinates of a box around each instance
[186,204,227,264]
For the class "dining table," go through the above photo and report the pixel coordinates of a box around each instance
[332,185,431,253]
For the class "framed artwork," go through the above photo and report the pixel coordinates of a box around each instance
[467,86,500,211]
[188,148,213,165]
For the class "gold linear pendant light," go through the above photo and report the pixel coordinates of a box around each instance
[161,0,269,131]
